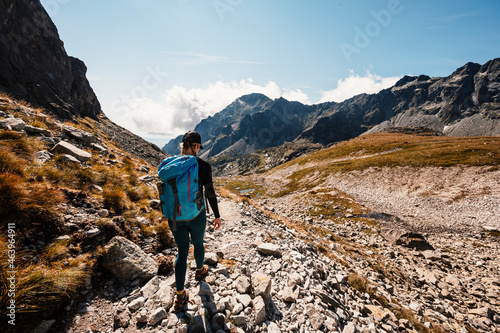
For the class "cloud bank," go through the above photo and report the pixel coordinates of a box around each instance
[107,72,400,139]
[319,71,401,103]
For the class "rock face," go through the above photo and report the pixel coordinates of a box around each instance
[102,236,158,283]
[0,0,101,119]
[163,59,500,159]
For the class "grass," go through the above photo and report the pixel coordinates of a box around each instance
[272,133,500,197]
[1,93,166,328]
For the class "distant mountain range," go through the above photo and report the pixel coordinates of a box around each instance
[163,59,500,158]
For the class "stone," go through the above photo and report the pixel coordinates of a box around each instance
[0,117,25,131]
[310,312,325,330]
[211,313,227,332]
[114,307,131,328]
[128,296,145,311]
[288,272,304,287]
[236,294,252,308]
[97,209,109,217]
[156,280,174,310]
[257,243,282,257]
[381,229,434,251]
[282,287,298,303]
[140,275,160,299]
[148,307,167,326]
[198,281,213,297]
[416,267,438,285]
[253,296,266,325]
[102,236,158,283]
[252,273,272,300]
[59,154,81,164]
[267,322,281,333]
[32,319,56,333]
[469,306,494,318]
[231,314,247,326]
[61,124,97,144]
[342,321,357,333]
[35,150,53,163]
[234,276,252,294]
[24,124,53,136]
[85,228,100,238]
[365,305,397,323]
[50,141,91,162]
[204,252,218,265]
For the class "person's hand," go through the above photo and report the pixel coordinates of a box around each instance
[214,217,221,230]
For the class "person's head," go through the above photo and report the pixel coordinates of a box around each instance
[181,130,203,156]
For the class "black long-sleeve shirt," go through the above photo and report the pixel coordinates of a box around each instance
[197,158,220,219]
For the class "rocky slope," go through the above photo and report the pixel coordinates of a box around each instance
[163,59,500,160]
[48,186,499,333]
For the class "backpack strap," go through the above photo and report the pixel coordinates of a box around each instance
[167,177,180,231]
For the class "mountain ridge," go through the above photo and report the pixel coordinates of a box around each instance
[163,58,500,158]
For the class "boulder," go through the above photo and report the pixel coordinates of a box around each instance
[61,124,97,144]
[380,229,434,251]
[51,141,91,162]
[24,124,53,137]
[0,117,25,131]
[102,236,158,283]
[251,273,272,300]
[257,243,282,257]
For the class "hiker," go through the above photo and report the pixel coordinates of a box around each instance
[158,130,221,313]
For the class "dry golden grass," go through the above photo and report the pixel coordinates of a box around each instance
[273,133,500,196]
[0,237,90,318]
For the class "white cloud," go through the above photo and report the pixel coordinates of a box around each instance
[105,73,400,140]
[319,71,401,103]
[109,78,309,137]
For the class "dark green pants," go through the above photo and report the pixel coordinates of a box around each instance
[168,210,206,291]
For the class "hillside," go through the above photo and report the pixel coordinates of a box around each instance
[2,94,499,333]
[163,59,500,160]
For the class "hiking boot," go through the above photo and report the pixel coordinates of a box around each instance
[173,290,189,313]
[195,265,209,281]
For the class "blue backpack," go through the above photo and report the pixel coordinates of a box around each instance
[157,155,205,230]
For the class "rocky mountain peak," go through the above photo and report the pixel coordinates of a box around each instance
[0,0,101,119]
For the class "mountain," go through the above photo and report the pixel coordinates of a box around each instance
[163,59,500,158]
[0,0,165,165]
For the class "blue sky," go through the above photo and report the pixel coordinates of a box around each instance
[41,0,500,146]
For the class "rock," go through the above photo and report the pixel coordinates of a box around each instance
[85,228,100,238]
[253,296,266,325]
[365,305,397,323]
[140,275,160,299]
[59,154,81,164]
[204,252,218,265]
[236,294,252,308]
[61,124,97,144]
[267,322,281,333]
[416,267,438,285]
[35,150,53,163]
[102,236,158,283]
[469,306,494,318]
[154,279,174,310]
[231,314,247,326]
[381,229,434,251]
[90,142,107,153]
[187,314,208,332]
[0,117,25,131]
[288,272,304,287]
[148,307,167,326]
[211,313,227,332]
[114,305,131,328]
[24,124,53,136]
[310,312,325,330]
[50,141,91,162]
[128,296,145,311]
[234,276,252,294]
[282,287,298,303]
[198,281,213,297]
[342,321,357,333]
[257,243,282,257]
[32,319,56,333]
[97,209,109,217]
[252,273,272,300]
